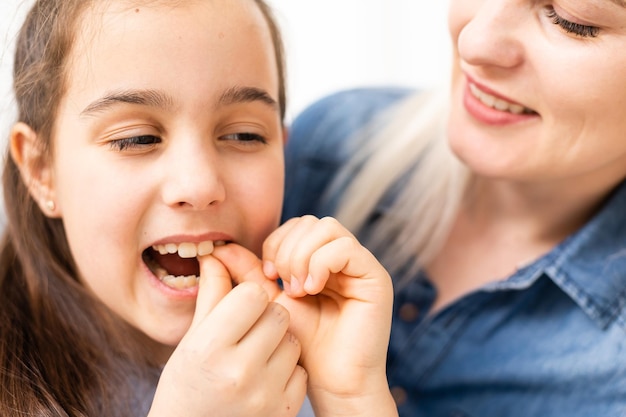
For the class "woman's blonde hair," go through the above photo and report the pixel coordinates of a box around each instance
[334,87,470,284]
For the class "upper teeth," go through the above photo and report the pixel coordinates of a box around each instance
[469,83,528,115]
[152,240,222,258]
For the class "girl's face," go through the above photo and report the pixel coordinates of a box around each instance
[48,1,283,353]
[447,0,626,190]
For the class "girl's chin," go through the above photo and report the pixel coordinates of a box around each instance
[144,335,181,364]
[136,322,191,362]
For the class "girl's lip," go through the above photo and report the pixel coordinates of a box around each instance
[148,232,235,247]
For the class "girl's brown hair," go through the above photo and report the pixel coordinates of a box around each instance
[0,1,287,415]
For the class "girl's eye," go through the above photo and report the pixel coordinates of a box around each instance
[109,135,161,151]
[545,7,599,38]
[220,132,267,144]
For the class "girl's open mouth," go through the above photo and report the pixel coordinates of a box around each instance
[142,241,217,290]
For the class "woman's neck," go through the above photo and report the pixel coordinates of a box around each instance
[425,174,618,314]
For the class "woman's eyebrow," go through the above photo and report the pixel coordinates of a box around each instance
[218,86,278,111]
[81,89,174,117]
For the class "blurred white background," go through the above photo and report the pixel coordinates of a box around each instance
[0,1,452,138]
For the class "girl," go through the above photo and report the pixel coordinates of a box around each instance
[2,0,396,416]
[284,1,626,416]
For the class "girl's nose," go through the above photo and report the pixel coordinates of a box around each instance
[161,140,226,210]
[454,0,525,70]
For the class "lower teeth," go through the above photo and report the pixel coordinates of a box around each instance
[161,274,199,290]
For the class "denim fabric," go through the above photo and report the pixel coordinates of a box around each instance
[283,88,626,417]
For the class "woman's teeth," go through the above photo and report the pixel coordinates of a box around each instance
[469,83,531,115]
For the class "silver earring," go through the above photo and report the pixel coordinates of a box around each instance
[46,200,56,212]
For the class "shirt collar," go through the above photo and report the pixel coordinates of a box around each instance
[538,181,626,330]
[447,180,626,330]
[377,176,626,330]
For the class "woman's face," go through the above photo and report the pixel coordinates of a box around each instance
[448,0,626,190]
[47,0,283,354]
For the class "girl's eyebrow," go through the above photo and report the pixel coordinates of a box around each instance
[80,86,278,117]
[218,86,278,111]
[81,89,174,117]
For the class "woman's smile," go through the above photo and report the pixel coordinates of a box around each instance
[462,77,539,126]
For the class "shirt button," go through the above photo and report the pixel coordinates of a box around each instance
[390,386,408,406]
[398,303,420,322]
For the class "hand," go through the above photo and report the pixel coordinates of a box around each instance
[212,216,397,417]
[149,255,307,417]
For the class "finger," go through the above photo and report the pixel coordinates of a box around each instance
[262,217,303,261]
[189,255,234,331]
[267,331,301,385]
[199,281,270,347]
[237,301,291,362]
[261,218,303,290]
[272,216,355,297]
[212,243,283,300]
[267,216,321,295]
[284,365,308,417]
[306,236,374,295]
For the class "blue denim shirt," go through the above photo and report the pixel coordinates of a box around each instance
[283,88,626,417]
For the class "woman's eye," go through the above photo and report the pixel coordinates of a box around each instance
[109,135,161,151]
[220,132,267,144]
[545,7,599,38]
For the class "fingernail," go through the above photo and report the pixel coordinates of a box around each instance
[290,274,301,294]
[263,260,277,277]
[303,274,314,293]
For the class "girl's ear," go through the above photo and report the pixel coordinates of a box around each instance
[10,122,60,218]
[282,125,289,145]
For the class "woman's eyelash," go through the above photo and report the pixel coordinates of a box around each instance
[545,7,599,38]
[109,135,161,151]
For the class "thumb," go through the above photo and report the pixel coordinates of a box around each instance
[189,255,233,331]
[211,243,282,300]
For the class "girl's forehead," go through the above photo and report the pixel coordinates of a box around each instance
[69,0,271,70]
[62,0,278,110]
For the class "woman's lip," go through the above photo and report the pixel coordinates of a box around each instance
[465,74,529,109]
[460,73,539,125]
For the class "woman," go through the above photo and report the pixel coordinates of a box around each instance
[283,1,626,416]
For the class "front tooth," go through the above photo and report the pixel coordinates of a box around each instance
[165,243,177,254]
[494,98,510,111]
[178,242,198,258]
[197,241,214,256]
[480,91,496,107]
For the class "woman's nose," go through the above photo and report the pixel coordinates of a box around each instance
[161,140,226,210]
[454,0,525,70]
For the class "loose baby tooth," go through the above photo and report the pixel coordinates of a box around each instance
[197,241,214,256]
